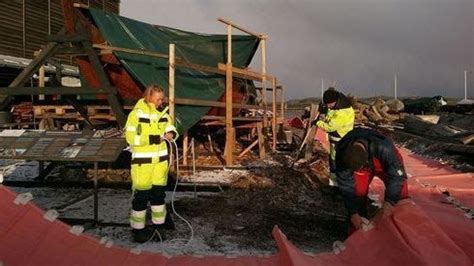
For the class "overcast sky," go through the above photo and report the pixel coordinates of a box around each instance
[121,0,473,100]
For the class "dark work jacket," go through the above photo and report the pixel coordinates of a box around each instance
[335,128,407,214]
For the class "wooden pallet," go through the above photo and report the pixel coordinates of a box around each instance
[33,105,132,121]
[33,105,78,116]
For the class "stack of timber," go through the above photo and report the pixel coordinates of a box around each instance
[352,97,404,124]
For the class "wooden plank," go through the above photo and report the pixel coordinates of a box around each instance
[304,104,318,160]
[225,24,233,166]
[183,132,188,166]
[257,122,265,159]
[178,60,263,82]
[217,63,274,82]
[93,43,169,59]
[238,139,258,158]
[38,65,45,100]
[261,38,267,127]
[272,77,277,151]
[168,43,175,123]
[0,28,66,110]
[0,86,109,95]
[280,86,285,123]
[217,18,265,39]
[92,44,272,82]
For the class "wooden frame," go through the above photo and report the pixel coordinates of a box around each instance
[0,24,127,127]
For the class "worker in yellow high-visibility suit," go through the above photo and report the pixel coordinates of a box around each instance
[125,84,178,243]
[313,88,355,187]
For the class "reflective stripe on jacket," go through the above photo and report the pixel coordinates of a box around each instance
[125,98,179,190]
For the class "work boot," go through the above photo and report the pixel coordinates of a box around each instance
[152,224,166,241]
[132,228,153,243]
[163,211,175,230]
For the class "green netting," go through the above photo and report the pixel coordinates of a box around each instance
[85,8,260,133]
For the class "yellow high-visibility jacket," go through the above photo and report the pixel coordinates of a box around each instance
[125,99,178,190]
[316,106,355,141]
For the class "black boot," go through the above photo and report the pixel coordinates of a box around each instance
[152,224,166,241]
[132,228,153,243]
[164,211,175,230]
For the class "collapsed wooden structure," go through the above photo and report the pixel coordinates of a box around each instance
[0,2,285,166]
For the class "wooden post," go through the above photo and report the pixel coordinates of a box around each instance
[183,132,189,166]
[168,43,176,123]
[280,86,285,123]
[257,122,265,159]
[207,133,214,153]
[271,77,277,151]
[39,65,45,101]
[224,24,234,165]
[261,38,267,127]
[304,104,318,160]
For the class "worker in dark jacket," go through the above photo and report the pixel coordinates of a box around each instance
[313,88,355,187]
[335,127,409,233]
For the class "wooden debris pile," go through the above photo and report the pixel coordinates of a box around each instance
[12,102,33,123]
[404,114,474,146]
[350,97,404,124]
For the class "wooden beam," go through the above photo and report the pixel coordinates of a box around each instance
[261,38,267,127]
[238,139,258,158]
[183,132,189,166]
[39,65,45,101]
[78,23,126,127]
[304,104,318,160]
[168,44,175,123]
[272,77,277,152]
[225,24,234,166]
[0,87,109,95]
[93,44,169,59]
[280,86,285,123]
[92,44,275,82]
[0,28,67,110]
[217,63,274,82]
[73,3,89,8]
[217,18,265,39]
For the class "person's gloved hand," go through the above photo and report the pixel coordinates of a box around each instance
[149,135,161,144]
[372,201,394,225]
[164,132,175,141]
[350,213,363,230]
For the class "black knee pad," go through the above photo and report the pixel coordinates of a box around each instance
[132,189,151,210]
[149,185,166,206]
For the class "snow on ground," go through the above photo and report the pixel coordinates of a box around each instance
[1,159,277,256]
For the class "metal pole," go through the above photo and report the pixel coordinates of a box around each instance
[394,74,398,100]
[464,70,468,100]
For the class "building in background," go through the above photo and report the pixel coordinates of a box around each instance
[0,0,119,60]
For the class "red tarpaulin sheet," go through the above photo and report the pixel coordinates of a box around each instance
[0,148,472,265]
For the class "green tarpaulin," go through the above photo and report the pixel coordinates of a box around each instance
[85,8,260,133]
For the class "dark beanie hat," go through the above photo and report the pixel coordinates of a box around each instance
[342,142,369,170]
[323,89,338,104]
